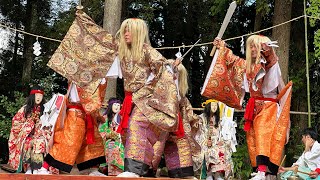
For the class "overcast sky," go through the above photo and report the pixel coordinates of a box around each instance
[0,0,77,51]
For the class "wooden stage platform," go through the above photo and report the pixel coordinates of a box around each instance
[0,168,177,180]
[0,174,177,180]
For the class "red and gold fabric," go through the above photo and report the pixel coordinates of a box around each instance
[178,97,201,156]
[202,46,292,175]
[201,48,246,109]
[8,106,53,172]
[45,83,107,172]
[160,97,200,178]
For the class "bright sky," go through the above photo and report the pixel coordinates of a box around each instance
[0,0,77,51]
[0,14,10,51]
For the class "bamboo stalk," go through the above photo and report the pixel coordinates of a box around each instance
[279,155,286,167]
[304,0,311,126]
[297,170,311,176]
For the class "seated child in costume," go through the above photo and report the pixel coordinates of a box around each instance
[279,128,320,180]
[193,100,236,180]
[7,86,54,174]
[99,98,124,176]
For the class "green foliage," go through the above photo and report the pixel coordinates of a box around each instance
[232,116,252,179]
[0,91,25,139]
[307,0,320,58]
[31,74,63,99]
[252,0,271,17]
[314,30,320,58]
[232,143,251,179]
[307,0,320,27]
[209,0,230,17]
[285,124,304,166]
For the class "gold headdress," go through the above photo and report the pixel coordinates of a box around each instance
[201,99,218,107]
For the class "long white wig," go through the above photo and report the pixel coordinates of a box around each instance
[246,35,272,73]
[116,18,151,61]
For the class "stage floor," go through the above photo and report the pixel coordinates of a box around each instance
[0,167,177,180]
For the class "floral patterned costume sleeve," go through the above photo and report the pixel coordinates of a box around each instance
[8,106,52,172]
[99,120,124,176]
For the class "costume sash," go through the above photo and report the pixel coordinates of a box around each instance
[117,91,133,134]
[67,105,94,144]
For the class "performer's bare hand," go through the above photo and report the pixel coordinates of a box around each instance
[261,42,273,56]
[305,137,314,152]
[278,166,285,173]
[173,57,183,67]
[309,171,319,178]
[213,37,225,49]
[293,165,299,174]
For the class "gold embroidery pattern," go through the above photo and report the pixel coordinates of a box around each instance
[47,11,116,93]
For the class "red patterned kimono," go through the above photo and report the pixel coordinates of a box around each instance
[8,106,52,172]
[202,47,292,174]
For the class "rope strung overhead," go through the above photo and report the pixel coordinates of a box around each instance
[0,15,318,50]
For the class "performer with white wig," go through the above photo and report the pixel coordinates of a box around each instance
[201,35,293,179]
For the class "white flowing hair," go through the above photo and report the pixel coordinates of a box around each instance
[177,63,189,97]
[116,18,150,61]
[168,59,189,97]
[246,35,272,73]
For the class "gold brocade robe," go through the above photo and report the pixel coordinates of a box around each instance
[47,11,117,94]
[122,44,179,132]
[47,11,179,132]
[179,97,201,155]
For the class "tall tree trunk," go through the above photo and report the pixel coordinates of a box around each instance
[22,0,36,86]
[290,0,308,147]
[254,11,262,31]
[272,0,292,83]
[103,0,122,102]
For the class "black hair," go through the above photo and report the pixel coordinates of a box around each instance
[104,97,121,126]
[203,102,220,128]
[24,85,45,118]
[302,128,318,141]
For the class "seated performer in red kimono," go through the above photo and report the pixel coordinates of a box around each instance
[7,86,53,174]
[206,35,293,180]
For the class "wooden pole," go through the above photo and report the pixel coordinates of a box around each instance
[304,0,312,127]
[191,108,317,116]
[103,0,122,102]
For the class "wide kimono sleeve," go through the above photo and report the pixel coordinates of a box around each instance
[201,47,246,109]
[180,97,201,155]
[133,46,179,132]
[47,10,117,94]
[144,44,165,85]
[8,106,34,171]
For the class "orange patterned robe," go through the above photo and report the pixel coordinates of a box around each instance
[202,47,292,174]
[45,83,107,173]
